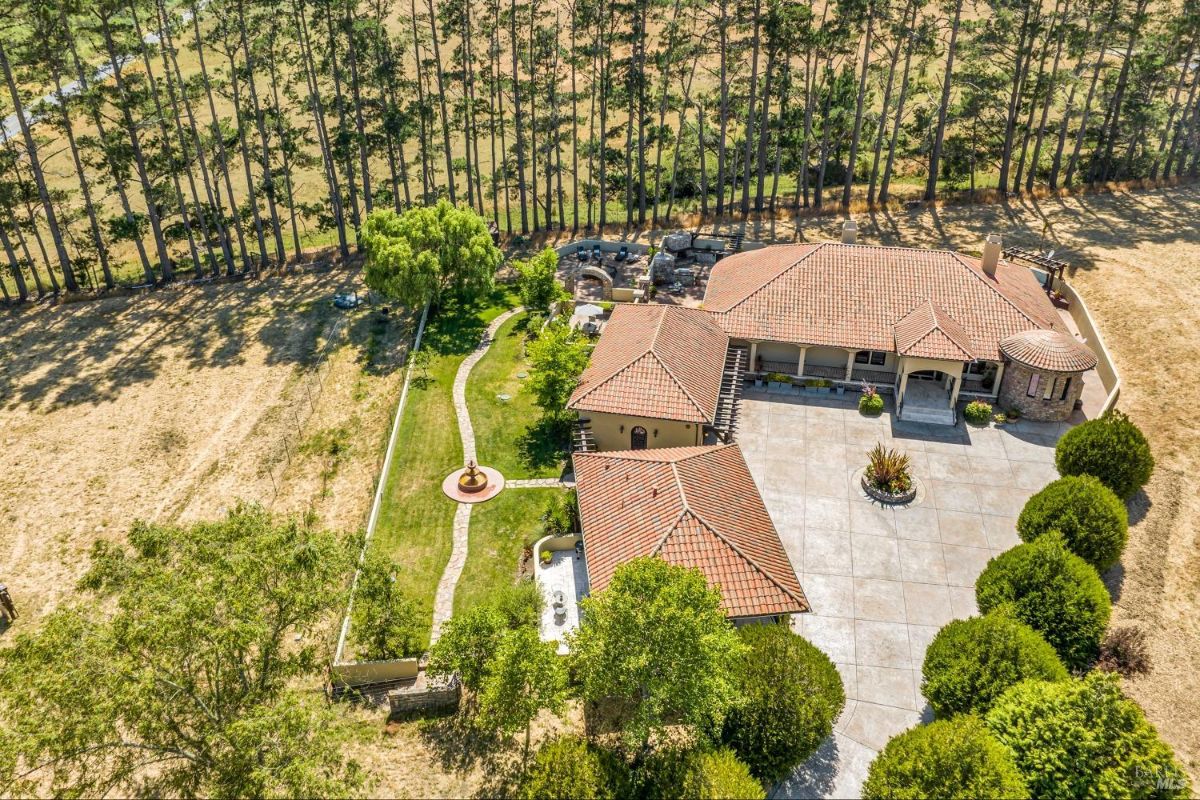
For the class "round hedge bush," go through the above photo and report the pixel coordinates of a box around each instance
[862,716,1027,800]
[518,736,630,800]
[722,623,845,785]
[986,672,1191,800]
[975,535,1111,669]
[922,612,1069,717]
[1055,409,1154,499]
[1017,475,1128,570]
[679,749,765,800]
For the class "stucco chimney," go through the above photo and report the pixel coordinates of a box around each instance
[841,219,858,244]
[981,233,1002,276]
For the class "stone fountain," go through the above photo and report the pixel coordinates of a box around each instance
[441,458,505,503]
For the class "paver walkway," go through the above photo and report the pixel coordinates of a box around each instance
[430,307,522,642]
[735,391,1074,799]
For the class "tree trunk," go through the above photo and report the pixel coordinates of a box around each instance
[842,7,874,208]
[0,40,77,291]
[194,2,253,271]
[924,0,963,201]
[741,0,762,216]
[98,13,174,281]
[293,0,349,258]
[425,0,457,203]
[510,0,529,233]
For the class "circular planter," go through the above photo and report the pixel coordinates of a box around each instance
[859,474,918,505]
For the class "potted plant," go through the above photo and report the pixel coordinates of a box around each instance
[540,549,553,566]
[861,443,916,504]
[804,378,832,394]
[767,372,792,393]
[859,382,885,415]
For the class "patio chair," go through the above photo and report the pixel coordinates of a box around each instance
[616,245,628,262]
[576,245,588,261]
[592,244,602,261]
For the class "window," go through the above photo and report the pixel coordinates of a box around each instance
[630,426,648,450]
[1026,374,1041,398]
[1043,377,1056,401]
[855,350,887,366]
[1059,377,1072,401]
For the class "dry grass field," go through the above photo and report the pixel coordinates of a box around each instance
[0,263,413,620]
[0,183,1196,793]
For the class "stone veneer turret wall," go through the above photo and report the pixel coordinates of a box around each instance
[997,361,1085,422]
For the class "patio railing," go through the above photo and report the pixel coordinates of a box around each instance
[757,360,849,381]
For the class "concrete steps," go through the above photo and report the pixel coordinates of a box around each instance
[899,404,956,425]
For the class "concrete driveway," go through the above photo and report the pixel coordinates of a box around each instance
[735,390,1068,799]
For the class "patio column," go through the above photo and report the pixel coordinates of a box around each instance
[991,361,1005,399]
[797,347,807,377]
[749,341,758,371]
[844,350,856,381]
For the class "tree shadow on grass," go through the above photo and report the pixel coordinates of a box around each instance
[517,415,571,473]
[421,287,516,359]
[418,708,520,783]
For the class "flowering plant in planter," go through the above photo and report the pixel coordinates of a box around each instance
[865,443,913,496]
[859,382,884,415]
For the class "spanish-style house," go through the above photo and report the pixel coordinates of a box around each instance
[703,234,1094,425]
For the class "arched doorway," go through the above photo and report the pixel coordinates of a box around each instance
[630,426,648,450]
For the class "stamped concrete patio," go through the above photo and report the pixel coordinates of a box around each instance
[735,390,1071,799]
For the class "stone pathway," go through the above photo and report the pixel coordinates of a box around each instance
[430,307,523,643]
[505,477,574,489]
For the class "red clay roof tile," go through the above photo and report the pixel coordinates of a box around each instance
[704,242,1063,361]
[567,304,729,423]
[573,444,808,619]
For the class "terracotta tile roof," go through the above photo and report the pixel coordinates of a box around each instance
[573,444,809,619]
[567,304,729,423]
[704,243,1063,361]
[1000,329,1098,373]
[894,300,976,360]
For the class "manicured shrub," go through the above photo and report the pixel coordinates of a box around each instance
[679,749,766,800]
[1055,409,1154,499]
[1017,475,1128,570]
[986,672,1191,800]
[541,488,580,537]
[518,737,629,800]
[722,623,845,784]
[862,716,1026,800]
[975,536,1111,669]
[1097,625,1152,677]
[963,400,993,425]
[921,612,1069,717]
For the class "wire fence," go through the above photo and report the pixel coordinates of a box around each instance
[261,312,350,508]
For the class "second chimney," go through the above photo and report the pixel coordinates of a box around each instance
[981,233,1002,276]
[841,219,858,244]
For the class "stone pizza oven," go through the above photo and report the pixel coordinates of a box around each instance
[998,329,1098,422]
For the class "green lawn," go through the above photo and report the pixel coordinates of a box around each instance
[453,487,558,616]
[467,312,568,480]
[367,285,518,650]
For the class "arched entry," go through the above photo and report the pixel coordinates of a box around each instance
[630,426,648,449]
[576,265,614,301]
